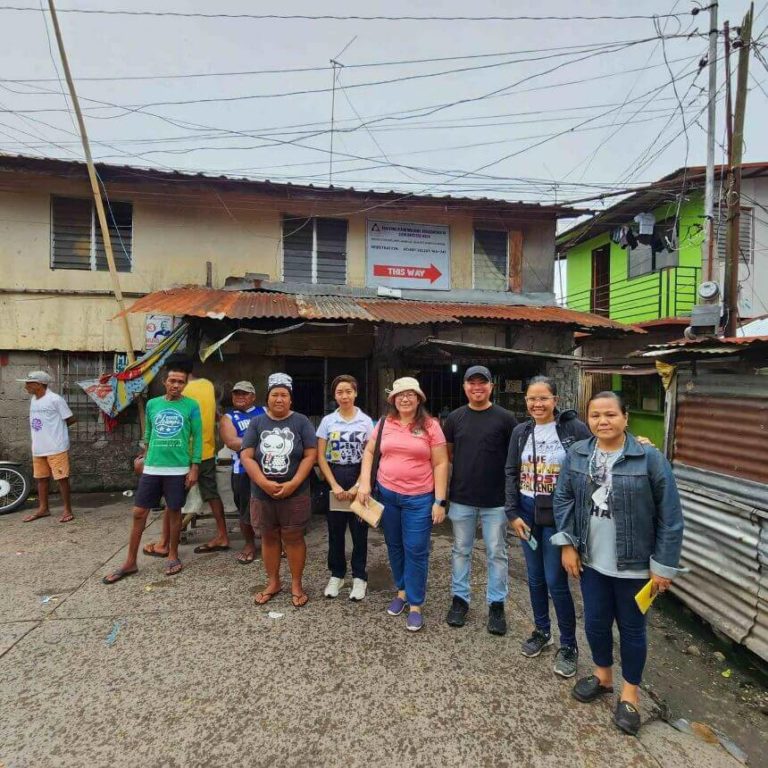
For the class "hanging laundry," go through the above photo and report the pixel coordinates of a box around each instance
[634,212,656,235]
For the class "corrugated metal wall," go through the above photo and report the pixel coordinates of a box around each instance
[671,370,768,662]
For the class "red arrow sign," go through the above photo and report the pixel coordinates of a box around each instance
[373,263,443,284]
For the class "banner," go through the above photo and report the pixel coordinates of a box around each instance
[78,323,189,419]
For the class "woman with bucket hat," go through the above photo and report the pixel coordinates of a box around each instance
[357,377,449,632]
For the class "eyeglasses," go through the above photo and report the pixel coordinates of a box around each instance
[525,396,555,403]
[394,392,418,400]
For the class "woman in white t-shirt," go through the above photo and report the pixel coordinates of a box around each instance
[316,375,374,602]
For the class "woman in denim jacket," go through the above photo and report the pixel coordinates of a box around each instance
[552,391,684,736]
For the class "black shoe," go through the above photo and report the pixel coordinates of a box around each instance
[521,629,553,657]
[487,601,507,636]
[445,596,469,627]
[613,701,641,736]
[572,675,614,703]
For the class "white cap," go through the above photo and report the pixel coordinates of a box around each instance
[17,370,52,385]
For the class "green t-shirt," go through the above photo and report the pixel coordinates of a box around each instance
[144,396,203,474]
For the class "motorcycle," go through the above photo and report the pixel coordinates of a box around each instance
[0,461,32,514]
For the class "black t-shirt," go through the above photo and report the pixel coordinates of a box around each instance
[241,411,318,500]
[443,404,517,507]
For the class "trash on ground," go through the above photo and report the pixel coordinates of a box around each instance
[105,621,122,647]
[40,595,60,604]
[144,585,154,592]
[722,668,732,678]
[672,719,747,763]
[267,611,284,619]
[122,490,134,497]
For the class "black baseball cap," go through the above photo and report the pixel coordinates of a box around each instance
[464,365,492,382]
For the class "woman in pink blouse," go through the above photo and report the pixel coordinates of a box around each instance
[358,377,449,632]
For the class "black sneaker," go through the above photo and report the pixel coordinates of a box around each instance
[521,628,553,657]
[553,645,579,678]
[487,601,507,636]
[613,701,641,735]
[445,596,469,627]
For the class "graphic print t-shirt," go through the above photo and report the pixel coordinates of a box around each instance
[225,406,265,474]
[29,390,73,456]
[519,421,566,498]
[316,408,374,466]
[241,411,318,500]
[143,396,203,475]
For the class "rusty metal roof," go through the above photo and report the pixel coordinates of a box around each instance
[125,286,633,331]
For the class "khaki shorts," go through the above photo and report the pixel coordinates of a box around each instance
[197,458,221,502]
[33,451,70,480]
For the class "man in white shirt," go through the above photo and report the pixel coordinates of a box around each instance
[17,371,77,523]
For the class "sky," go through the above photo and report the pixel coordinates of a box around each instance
[0,0,766,215]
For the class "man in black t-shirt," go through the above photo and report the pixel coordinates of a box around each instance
[443,366,517,636]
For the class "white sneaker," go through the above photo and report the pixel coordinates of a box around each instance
[349,578,368,602]
[324,576,344,598]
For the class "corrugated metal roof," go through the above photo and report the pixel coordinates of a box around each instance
[125,286,633,330]
[641,334,768,357]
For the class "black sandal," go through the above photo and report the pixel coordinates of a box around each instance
[572,675,614,703]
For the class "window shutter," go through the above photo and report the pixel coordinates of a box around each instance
[51,197,93,270]
[315,217,347,285]
[94,201,133,272]
[716,207,753,264]
[473,229,507,290]
[282,216,313,282]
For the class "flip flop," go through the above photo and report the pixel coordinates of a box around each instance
[22,512,50,523]
[102,567,138,585]
[254,589,281,605]
[142,543,169,558]
[193,544,231,554]
[236,552,256,565]
[291,593,309,608]
[58,513,74,523]
[165,559,183,577]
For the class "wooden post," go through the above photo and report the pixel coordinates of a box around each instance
[507,230,523,293]
[46,0,144,431]
[724,5,753,338]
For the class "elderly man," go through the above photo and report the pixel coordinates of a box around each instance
[18,371,76,524]
[220,381,264,564]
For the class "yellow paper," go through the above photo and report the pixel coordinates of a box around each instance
[634,579,657,614]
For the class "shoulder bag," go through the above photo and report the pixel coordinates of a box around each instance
[349,418,385,527]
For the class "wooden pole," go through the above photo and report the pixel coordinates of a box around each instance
[46,0,145,430]
[703,1,718,282]
[724,5,753,338]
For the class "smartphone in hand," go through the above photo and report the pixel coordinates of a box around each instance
[526,530,538,551]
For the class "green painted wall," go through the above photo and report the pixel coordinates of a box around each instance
[564,194,705,323]
[628,412,665,448]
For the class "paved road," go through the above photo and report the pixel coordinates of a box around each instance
[0,494,743,768]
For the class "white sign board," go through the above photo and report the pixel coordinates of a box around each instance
[145,314,179,350]
[366,220,451,291]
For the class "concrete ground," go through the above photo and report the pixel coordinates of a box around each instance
[0,494,753,768]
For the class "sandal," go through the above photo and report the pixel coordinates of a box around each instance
[22,511,50,523]
[143,543,169,558]
[291,593,309,608]
[254,589,281,605]
[164,559,183,577]
[236,552,256,565]
[102,567,138,585]
[193,544,230,554]
[58,512,74,523]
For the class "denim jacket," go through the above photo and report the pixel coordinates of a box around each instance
[551,432,684,578]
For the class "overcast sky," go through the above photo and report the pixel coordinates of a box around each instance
[0,0,766,210]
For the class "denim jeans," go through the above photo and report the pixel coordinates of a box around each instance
[518,495,577,648]
[581,566,648,685]
[378,484,434,607]
[448,503,508,604]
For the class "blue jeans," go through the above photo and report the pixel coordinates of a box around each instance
[448,503,508,604]
[581,566,648,685]
[378,484,434,607]
[518,495,577,648]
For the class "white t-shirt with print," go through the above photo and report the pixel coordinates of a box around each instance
[29,390,73,456]
[316,408,374,465]
[520,421,566,498]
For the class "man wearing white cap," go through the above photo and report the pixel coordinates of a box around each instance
[17,371,77,523]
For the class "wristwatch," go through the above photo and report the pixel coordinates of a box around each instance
[434,499,447,508]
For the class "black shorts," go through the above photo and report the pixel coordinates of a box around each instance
[135,473,187,511]
[197,458,220,502]
[231,471,251,524]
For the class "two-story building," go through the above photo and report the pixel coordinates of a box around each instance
[556,163,768,446]
[0,154,630,489]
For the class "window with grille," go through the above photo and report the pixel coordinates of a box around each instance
[473,229,508,290]
[715,206,753,264]
[51,196,133,271]
[282,215,348,284]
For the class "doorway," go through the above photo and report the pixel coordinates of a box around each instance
[591,245,610,317]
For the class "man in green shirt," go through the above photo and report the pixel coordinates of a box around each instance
[103,366,202,583]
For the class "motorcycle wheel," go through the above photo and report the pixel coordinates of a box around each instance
[0,466,31,515]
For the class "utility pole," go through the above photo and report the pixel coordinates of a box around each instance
[724,4,753,337]
[46,0,144,429]
[703,1,719,282]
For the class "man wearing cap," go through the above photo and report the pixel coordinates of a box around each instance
[443,366,517,635]
[220,381,264,564]
[18,371,77,523]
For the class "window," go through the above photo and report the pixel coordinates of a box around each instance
[716,206,753,264]
[620,375,663,413]
[627,217,678,278]
[51,196,133,271]
[473,229,508,290]
[282,215,348,284]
